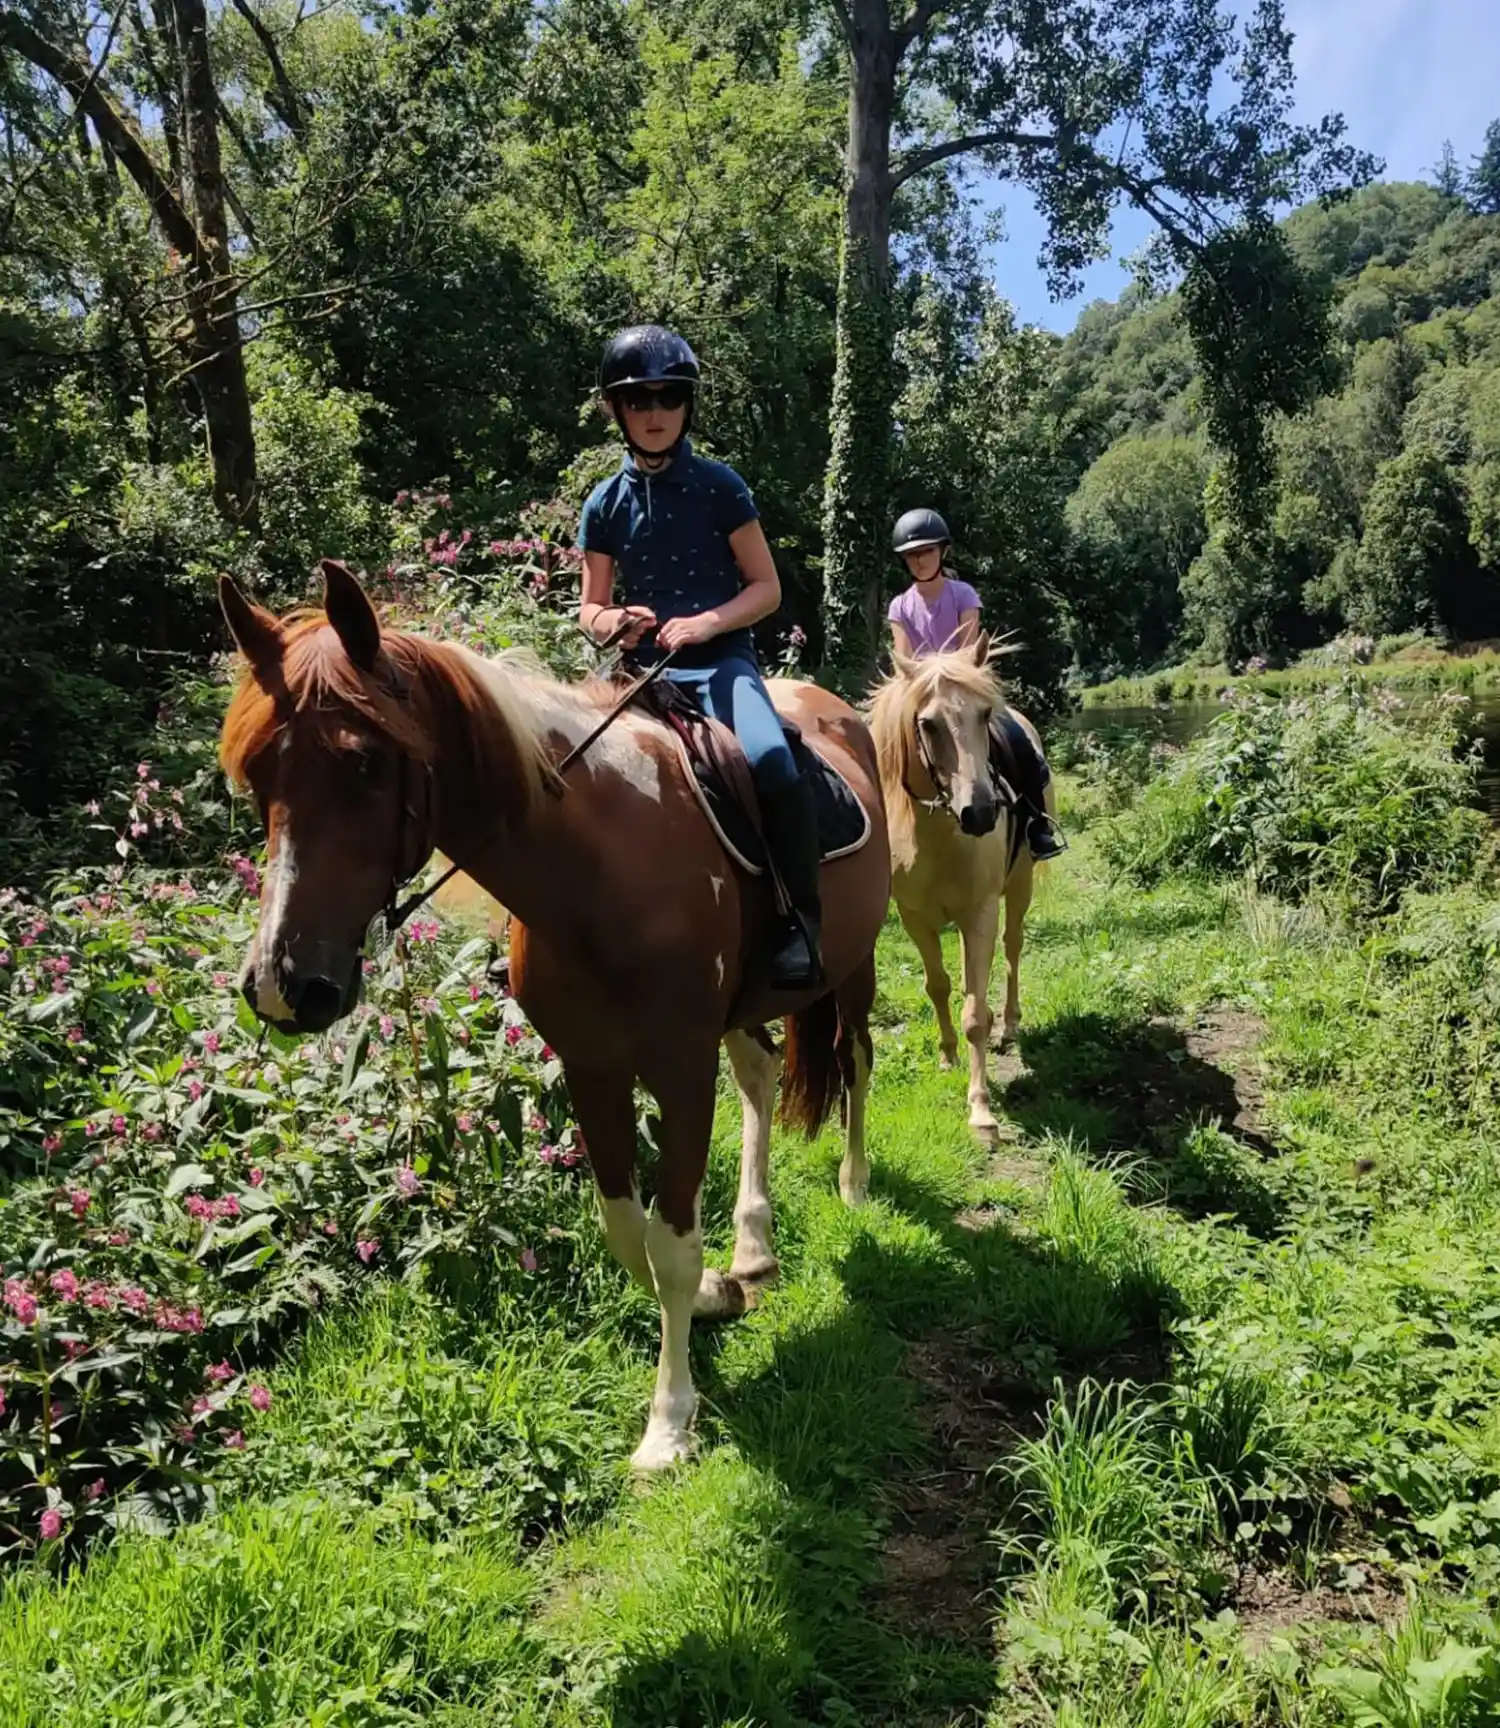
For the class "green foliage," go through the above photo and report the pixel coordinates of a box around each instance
[1097,684,1487,914]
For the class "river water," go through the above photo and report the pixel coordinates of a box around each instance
[1063,693,1500,821]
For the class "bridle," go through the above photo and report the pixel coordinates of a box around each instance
[902,718,955,817]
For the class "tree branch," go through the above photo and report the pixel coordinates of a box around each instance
[891,128,1054,190]
[228,0,309,142]
[894,0,945,53]
[823,0,856,53]
[0,9,206,268]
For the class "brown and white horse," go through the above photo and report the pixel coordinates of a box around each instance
[216,561,890,1469]
[868,638,1050,1142]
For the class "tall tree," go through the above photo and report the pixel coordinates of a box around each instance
[0,4,257,523]
[1431,139,1464,200]
[1470,119,1500,217]
[816,0,1376,674]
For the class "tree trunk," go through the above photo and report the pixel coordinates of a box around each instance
[821,2,897,680]
[173,0,258,526]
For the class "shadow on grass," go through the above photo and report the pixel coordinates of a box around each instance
[1004,1010,1287,1235]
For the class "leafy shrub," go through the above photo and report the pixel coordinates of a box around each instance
[1097,684,1488,915]
[0,768,585,1557]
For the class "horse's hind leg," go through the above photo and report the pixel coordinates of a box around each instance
[1000,854,1035,1051]
[836,956,876,1206]
[898,901,958,1069]
[958,898,1001,1142]
[723,1028,781,1291]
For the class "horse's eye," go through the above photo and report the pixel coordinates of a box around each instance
[353,752,386,788]
[919,716,939,735]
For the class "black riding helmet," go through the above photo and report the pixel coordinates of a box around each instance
[600,325,700,461]
[892,507,951,556]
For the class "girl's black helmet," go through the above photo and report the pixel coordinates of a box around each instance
[599,325,700,392]
[892,507,951,555]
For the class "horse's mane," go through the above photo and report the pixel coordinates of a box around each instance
[866,648,1006,858]
[220,613,574,832]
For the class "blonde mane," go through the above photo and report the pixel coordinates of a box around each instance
[867,648,1006,859]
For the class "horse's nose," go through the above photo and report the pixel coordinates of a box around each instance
[288,974,345,1033]
[959,797,998,837]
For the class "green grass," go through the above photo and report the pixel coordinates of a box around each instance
[1081,648,1500,707]
[7,805,1500,1725]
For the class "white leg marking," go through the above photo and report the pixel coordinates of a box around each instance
[959,906,1000,1141]
[634,1206,703,1471]
[253,839,297,1022]
[598,1184,653,1292]
[724,1031,780,1284]
[840,1034,872,1206]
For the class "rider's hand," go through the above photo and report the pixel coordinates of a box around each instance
[608,605,657,649]
[657,612,718,652]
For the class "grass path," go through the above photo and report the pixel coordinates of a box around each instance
[7,804,1500,1726]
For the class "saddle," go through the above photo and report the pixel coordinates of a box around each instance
[988,712,1045,871]
[633,678,871,876]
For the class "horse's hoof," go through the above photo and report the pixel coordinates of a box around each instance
[840,1177,869,1207]
[631,1423,693,1472]
[693,1268,747,1321]
[972,1118,1000,1146]
[939,1051,957,1071]
[728,1255,780,1295]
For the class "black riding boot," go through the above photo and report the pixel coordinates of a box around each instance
[759,774,825,992]
[989,716,1066,862]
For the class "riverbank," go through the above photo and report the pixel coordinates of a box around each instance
[1082,643,1500,708]
[6,767,1500,1725]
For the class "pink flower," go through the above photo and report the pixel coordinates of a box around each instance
[108,1231,129,1246]
[110,1115,127,1137]
[85,799,101,816]
[504,1025,523,1048]
[207,1360,235,1384]
[118,1285,149,1314]
[322,1218,338,1236]
[394,1165,421,1198]
[180,1307,204,1334]
[66,1026,84,1045]
[130,821,148,839]
[0,1386,5,1417]
[248,1168,264,1187]
[520,1247,538,1273]
[4,1280,39,1324]
[222,1429,246,1450]
[42,1133,61,1155]
[188,1080,204,1102]
[456,1114,473,1133]
[171,814,183,832]
[540,1044,555,1062]
[39,1508,63,1541]
[84,1281,114,1311]
[248,1384,272,1413]
[469,983,482,1001]
[203,1032,220,1055]
[84,1122,99,1139]
[185,1194,212,1220]
[68,1189,90,1220]
[137,762,150,780]
[83,1477,105,1502]
[378,1015,395,1040]
[356,1239,380,1264]
[216,1195,241,1221]
[191,1395,214,1417]
[213,972,229,988]
[142,1123,162,1143]
[51,978,67,994]
[538,1144,560,1165]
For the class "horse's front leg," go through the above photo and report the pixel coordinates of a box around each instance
[633,1043,722,1471]
[836,955,877,1206]
[898,901,958,1069]
[569,1062,652,1292]
[723,1028,781,1291]
[1000,854,1035,1051]
[958,899,1001,1142]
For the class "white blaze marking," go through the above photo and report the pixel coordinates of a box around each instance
[254,836,297,1021]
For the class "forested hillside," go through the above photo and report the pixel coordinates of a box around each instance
[1057,153,1500,680]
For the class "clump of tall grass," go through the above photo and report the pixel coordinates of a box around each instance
[1097,685,1487,917]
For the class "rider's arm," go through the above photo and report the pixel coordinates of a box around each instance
[656,521,781,649]
[581,551,654,648]
[955,608,981,649]
[890,620,915,658]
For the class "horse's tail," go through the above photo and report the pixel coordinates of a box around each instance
[779,991,843,1138]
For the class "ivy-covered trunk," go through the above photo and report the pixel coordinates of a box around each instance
[821,5,896,681]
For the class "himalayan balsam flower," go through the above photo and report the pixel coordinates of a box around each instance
[504,1025,523,1047]
[42,1134,61,1155]
[248,1385,272,1413]
[4,1281,39,1324]
[39,1508,63,1541]
[202,1032,220,1055]
[356,1239,380,1264]
[379,1015,395,1040]
[456,1114,474,1133]
[395,1165,421,1197]
[190,1395,214,1417]
[223,1429,246,1450]
[540,1045,555,1062]
[142,1123,162,1143]
[188,1080,204,1102]
[66,1026,84,1045]
[110,1115,127,1137]
[83,1477,105,1502]
[207,1361,235,1384]
[322,1219,338,1236]
[520,1247,538,1273]
[84,1282,114,1311]
[68,1189,90,1219]
[119,1286,150,1315]
[248,1168,264,1187]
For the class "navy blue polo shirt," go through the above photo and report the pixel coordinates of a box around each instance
[579,439,759,668]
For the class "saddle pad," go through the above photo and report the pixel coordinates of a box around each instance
[670,724,872,877]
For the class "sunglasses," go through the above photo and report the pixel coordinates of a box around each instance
[614,382,694,413]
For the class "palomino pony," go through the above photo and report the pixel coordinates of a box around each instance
[868,637,1052,1143]
[216,561,890,1469]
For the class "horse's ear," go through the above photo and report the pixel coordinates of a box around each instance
[219,574,283,674]
[971,630,991,668]
[320,558,381,672]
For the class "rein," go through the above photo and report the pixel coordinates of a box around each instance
[380,623,680,939]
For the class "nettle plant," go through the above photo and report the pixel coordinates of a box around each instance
[0,759,583,1559]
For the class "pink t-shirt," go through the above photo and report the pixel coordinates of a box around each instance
[888,578,981,656]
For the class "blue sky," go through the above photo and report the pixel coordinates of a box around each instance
[978,0,1500,331]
